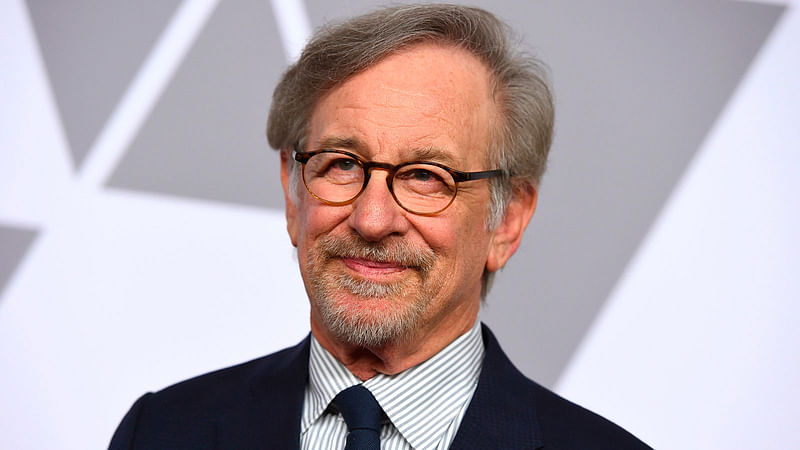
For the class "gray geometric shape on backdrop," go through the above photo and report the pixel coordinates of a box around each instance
[25,0,181,169]
[107,0,287,209]
[0,225,38,303]
[305,0,784,387]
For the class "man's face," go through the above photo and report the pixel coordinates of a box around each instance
[283,43,503,348]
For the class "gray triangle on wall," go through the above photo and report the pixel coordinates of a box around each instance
[477,0,784,387]
[0,225,38,303]
[106,0,288,209]
[25,0,182,170]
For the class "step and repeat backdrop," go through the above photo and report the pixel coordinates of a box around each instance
[2,0,798,448]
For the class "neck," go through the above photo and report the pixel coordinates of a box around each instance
[310,307,478,381]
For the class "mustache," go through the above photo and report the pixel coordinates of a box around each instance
[317,233,436,272]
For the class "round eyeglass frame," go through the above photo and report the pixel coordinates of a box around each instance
[294,149,504,216]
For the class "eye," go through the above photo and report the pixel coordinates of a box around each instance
[397,168,443,184]
[395,165,454,197]
[407,168,435,181]
[331,158,357,171]
[306,153,362,184]
[315,156,359,177]
[312,154,363,185]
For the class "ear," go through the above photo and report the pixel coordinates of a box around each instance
[486,185,538,272]
[280,150,299,247]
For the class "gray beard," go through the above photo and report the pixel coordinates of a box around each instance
[306,233,436,347]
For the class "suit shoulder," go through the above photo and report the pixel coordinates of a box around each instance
[527,379,651,449]
[478,325,650,449]
[148,340,308,410]
[109,339,309,449]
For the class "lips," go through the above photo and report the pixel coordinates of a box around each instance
[342,257,408,276]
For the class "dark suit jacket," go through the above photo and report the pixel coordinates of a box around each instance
[110,325,650,449]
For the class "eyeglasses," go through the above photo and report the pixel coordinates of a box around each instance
[294,149,503,216]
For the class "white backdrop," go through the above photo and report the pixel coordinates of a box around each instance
[1,0,799,448]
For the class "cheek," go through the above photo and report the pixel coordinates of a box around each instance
[416,214,489,262]
[297,201,353,244]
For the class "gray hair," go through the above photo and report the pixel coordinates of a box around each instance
[266,3,554,298]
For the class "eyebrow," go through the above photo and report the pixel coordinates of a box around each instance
[404,147,459,167]
[315,136,367,153]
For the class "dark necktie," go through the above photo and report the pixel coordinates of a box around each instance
[332,385,383,450]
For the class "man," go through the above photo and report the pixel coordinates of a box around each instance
[110,4,649,449]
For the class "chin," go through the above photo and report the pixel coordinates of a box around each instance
[312,275,430,347]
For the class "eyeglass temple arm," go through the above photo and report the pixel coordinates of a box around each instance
[454,169,504,182]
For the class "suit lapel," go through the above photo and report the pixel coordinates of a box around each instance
[216,337,310,449]
[449,325,544,450]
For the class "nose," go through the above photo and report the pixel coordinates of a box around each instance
[346,169,409,241]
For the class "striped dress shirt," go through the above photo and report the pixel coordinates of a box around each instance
[300,321,485,450]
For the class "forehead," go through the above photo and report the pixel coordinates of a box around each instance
[307,43,497,167]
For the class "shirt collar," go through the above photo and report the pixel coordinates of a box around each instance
[303,321,485,449]
[302,337,361,432]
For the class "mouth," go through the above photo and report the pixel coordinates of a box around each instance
[315,233,436,283]
[341,257,409,277]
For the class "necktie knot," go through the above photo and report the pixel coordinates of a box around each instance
[333,385,383,449]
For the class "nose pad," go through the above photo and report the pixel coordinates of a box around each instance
[347,169,408,241]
